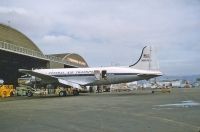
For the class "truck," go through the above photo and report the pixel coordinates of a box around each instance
[16,84,79,97]
[0,85,15,97]
[151,84,171,94]
[55,86,79,97]
[17,76,79,97]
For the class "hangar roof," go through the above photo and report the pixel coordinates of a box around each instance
[49,53,89,67]
[0,23,43,54]
[0,23,88,68]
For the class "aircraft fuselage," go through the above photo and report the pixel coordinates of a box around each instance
[34,67,162,86]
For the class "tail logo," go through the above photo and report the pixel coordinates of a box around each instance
[142,54,151,62]
[143,54,150,58]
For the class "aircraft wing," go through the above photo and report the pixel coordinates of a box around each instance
[18,69,82,89]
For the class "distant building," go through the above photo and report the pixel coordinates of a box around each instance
[192,82,200,87]
[110,83,131,92]
[157,80,191,88]
[192,78,200,87]
[127,81,138,90]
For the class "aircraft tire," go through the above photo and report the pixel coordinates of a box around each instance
[10,91,14,97]
[73,90,79,96]
[59,91,66,97]
[27,91,33,97]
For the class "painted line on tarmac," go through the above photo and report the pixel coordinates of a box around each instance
[106,109,200,131]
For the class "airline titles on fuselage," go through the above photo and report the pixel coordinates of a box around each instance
[48,70,94,75]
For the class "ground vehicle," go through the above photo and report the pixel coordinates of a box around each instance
[55,87,79,97]
[16,86,35,96]
[16,85,79,97]
[0,85,15,97]
[152,87,171,93]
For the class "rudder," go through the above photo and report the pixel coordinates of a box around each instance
[129,46,159,71]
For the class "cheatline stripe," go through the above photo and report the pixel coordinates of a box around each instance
[52,74,94,77]
[51,73,138,77]
[113,73,138,75]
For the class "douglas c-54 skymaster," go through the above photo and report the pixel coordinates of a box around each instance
[19,46,162,95]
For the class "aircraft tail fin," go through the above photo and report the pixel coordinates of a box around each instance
[129,46,160,71]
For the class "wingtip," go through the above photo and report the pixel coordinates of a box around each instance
[18,69,24,72]
[18,69,30,72]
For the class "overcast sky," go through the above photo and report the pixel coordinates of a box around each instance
[0,0,200,75]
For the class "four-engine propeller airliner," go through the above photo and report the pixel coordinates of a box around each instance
[19,46,162,93]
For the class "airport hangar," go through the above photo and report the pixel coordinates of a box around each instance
[0,23,88,86]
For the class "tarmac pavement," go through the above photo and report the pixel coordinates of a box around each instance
[0,88,200,132]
